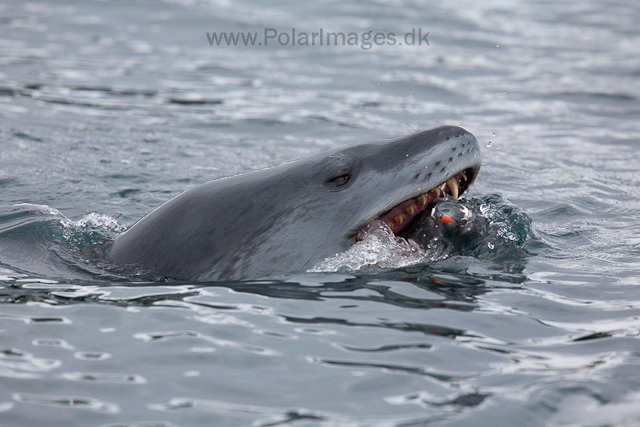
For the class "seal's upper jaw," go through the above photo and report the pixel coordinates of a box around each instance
[357,167,477,241]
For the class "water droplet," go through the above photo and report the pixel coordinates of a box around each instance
[487,242,494,249]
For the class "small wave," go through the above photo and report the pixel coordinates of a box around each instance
[0,204,125,280]
[6,204,123,234]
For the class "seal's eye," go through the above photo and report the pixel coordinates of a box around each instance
[327,174,350,186]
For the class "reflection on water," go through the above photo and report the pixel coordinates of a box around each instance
[1,255,639,426]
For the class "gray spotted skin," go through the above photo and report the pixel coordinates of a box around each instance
[107,126,482,281]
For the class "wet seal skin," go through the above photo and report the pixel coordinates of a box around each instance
[107,126,481,281]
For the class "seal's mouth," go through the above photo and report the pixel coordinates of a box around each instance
[357,168,475,240]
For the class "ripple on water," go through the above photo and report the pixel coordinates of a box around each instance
[133,330,280,356]
[59,372,147,384]
[147,397,358,425]
[0,348,61,379]
[12,393,119,414]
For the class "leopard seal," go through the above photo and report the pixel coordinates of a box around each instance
[107,126,481,281]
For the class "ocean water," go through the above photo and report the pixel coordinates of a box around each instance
[1,0,640,426]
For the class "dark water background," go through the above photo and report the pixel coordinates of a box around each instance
[1,0,640,425]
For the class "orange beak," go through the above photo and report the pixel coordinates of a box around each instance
[438,214,457,225]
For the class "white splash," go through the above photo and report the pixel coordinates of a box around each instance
[308,220,428,273]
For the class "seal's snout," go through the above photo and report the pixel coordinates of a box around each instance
[366,169,472,237]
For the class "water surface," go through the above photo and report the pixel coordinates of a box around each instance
[1,0,640,425]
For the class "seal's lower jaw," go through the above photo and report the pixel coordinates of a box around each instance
[357,168,475,241]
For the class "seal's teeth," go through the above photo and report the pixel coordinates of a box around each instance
[439,183,446,192]
[460,171,467,181]
[430,187,441,197]
[404,204,417,216]
[446,177,459,199]
[417,194,427,205]
[394,214,406,224]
